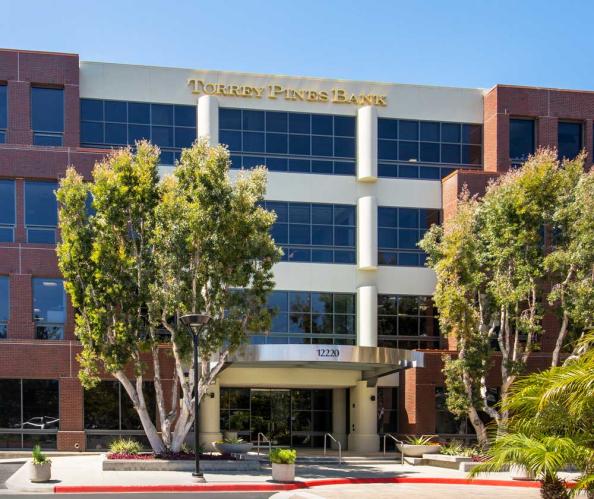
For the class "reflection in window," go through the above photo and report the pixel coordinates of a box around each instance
[33,279,65,340]
[25,181,58,243]
[558,122,582,160]
[0,84,6,143]
[80,99,196,165]
[220,108,356,175]
[263,201,356,264]
[378,119,482,180]
[509,118,535,162]
[0,276,8,339]
[378,206,440,266]
[31,87,64,146]
[0,379,59,449]
[250,291,356,345]
[0,180,15,242]
[378,295,440,349]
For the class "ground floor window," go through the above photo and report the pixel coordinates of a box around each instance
[0,379,59,449]
[220,388,333,448]
[84,380,155,450]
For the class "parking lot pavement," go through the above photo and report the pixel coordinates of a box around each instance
[0,462,25,489]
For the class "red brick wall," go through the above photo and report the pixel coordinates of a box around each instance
[484,84,594,172]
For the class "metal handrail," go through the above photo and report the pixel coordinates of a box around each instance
[257,432,271,457]
[383,433,404,464]
[323,433,342,464]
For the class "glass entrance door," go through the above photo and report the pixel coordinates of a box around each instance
[250,389,291,446]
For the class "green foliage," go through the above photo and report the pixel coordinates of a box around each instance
[269,448,297,464]
[404,435,437,445]
[109,438,142,455]
[31,445,50,465]
[420,149,594,441]
[440,440,476,457]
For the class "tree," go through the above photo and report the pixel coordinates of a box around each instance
[57,140,280,453]
[420,149,593,443]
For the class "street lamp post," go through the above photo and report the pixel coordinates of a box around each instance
[180,313,210,479]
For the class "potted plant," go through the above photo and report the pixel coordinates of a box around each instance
[214,436,253,456]
[29,445,51,483]
[397,435,441,457]
[270,448,297,482]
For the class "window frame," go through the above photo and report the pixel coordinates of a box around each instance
[24,181,58,244]
[32,278,66,340]
[0,83,7,144]
[31,86,64,146]
[0,276,8,339]
[0,180,16,243]
[557,120,583,160]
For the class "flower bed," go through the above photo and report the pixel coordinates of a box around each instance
[107,452,236,461]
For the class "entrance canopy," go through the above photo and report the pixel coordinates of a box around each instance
[224,344,423,387]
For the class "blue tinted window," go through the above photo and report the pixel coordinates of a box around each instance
[378,206,440,267]
[558,122,582,160]
[221,109,355,175]
[25,182,58,244]
[264,201,355,264]
[80,99,196,165]
[378,118,482,173]
[0,85,7,130]
[509,119,534,161]
[0,180,15,243]
[0,276,8,329]
[33,279,65,340]
[31,87,64,133]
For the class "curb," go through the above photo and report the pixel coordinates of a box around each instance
[53,476,547,493]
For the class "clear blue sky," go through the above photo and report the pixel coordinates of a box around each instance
[2,0,594,90]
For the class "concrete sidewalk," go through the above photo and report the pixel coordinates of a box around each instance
[3,454,579,494]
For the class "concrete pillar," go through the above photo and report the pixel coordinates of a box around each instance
[357,195,377,270]
[357,285,377,347]
[348,380,379,452]
[356,105,378,181]
[198,379,222,450]
[332,388,347,449]
[197,95,219,146]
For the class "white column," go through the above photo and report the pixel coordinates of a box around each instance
[357,285,377,347]
[332,388,347,449]
[198,379,221,451]
[197,95,219,146]
[357,195,377,270]
[348,381,379,452]
[356,105,378,182]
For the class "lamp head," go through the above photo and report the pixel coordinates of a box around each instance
[180,314,210,333]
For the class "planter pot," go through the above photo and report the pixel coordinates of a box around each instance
[397,444,441,457]
[214,442,253,455]
[223,431,239,441]
[271,462,295,482]
[29,461,51,483]
[510,465,536,481]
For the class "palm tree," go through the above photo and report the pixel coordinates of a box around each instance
[469,333,594,498]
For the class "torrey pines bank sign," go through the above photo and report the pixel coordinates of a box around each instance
[187,78,388,107]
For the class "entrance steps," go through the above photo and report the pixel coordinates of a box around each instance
[252,450,403,465]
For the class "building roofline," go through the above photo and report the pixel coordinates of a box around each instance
[0,47,78,57]
[486,83,594,95]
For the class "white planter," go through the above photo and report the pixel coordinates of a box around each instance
[510,465,536,481]
[29,461,51,482]
[214,442,253,455]
[397,444,441,457]
[271,462,295,482]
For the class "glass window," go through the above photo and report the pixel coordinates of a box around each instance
[261,291,355,344]
[80,99,196,165]
[558,121,582,160]
[378,206,440,267]
[264,201,355,264]
[33,279,65,340]
[0,276,8,339]
[0,180,15,242]
[509,119,535,161]
[378,118,482,174]
[31,87,63,146]
[25,181,58,244]
[378,295,440,349]
[221,109,355,176]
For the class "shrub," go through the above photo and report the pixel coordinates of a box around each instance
[405,435,438,446]
[32,445,51,465]
[269,448,297,464]
[109,438,142,455]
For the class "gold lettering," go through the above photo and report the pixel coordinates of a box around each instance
[375,95,388,106]
[253,87,265,98]
[228,85,240,97]
[203,83,217,95]
[318,91,329,102]
[267,84,284,99]
[332,88,348,103]
[215,84,227,96]
[187,78,204,94]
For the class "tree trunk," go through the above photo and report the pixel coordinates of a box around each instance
[551,311,569,367]
[467,406,488,445]
[114,371,166,454]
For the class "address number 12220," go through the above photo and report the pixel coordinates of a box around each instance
[317,348,339,358]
